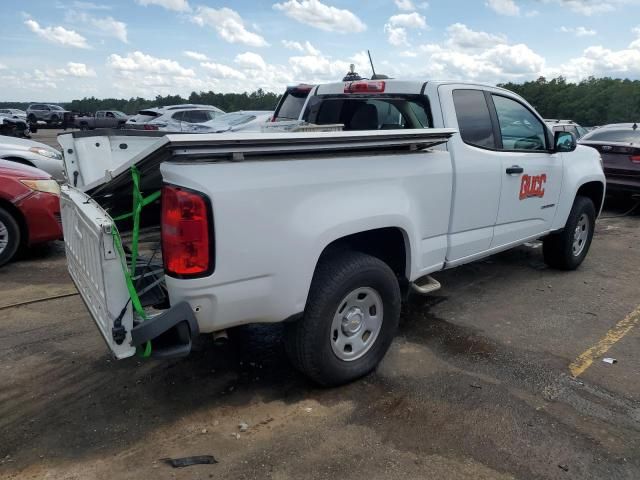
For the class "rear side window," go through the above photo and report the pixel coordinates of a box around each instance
[274,91,308,121]
[452,90,495,149]
[172,111,184,121]
[305,95,432,131]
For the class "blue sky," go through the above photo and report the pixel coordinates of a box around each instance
[1,0,640,101]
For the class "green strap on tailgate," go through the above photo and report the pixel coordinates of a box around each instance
[111,166,160,358]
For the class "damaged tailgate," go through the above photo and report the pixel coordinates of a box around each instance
[60,184,136,359]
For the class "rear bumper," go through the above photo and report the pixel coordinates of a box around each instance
[605,176,640,193]
[17,192,62,245]
[131,302,200,358]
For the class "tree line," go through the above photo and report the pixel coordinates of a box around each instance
[499,77,640,126]
[3,77,640,126]
[0,88,281,115]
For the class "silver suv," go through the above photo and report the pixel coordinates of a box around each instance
[26,104,70,125]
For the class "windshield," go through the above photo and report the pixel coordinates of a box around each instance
[112,111,128,118]
[51,105,65,111]
[582,128,640,143]
[304,95,432,130]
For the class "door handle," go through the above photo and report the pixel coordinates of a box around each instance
[506,165,524,175]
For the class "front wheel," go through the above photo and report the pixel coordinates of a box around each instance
[0,207,21,267]
[543,196,596,270]
[285,251,401,386]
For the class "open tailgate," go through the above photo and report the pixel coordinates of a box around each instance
[60,184,136,359]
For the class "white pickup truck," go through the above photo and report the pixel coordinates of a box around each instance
[58,79,605,386]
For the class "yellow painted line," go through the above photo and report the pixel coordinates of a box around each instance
[570,304,640,377]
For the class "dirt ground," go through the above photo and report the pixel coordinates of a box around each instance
[1,130,639,479]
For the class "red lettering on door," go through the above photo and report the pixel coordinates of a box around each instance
[519,173,547,200]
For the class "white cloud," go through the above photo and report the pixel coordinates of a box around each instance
[200,62,245,79]
[485,0,520,16]
[56,62,97,77]
[549,45,640,80]
[559,26,597,37]
[550,0,618,15]
[107,51,195,76]
[24,19,90,49]
[388,12,427,29]
[273,0,366,33]
[282,40,321,55]
[384,12,426,46]
[72,1,112,9]
[0,63,7,70]
[446,23,507,51]
[407,24,545,83]
[135,0,190,12]
[191,6,268,47]
[384,24,409,46]
[67,11,128,43]
[184,50,208,61]
[235,52,267,70]
[394,0,416,10]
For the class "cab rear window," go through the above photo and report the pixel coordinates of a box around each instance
[303,95,432,131]
[274,90,309,121]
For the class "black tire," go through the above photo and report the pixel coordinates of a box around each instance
[27,114,37,123]
[49,115,59,124]
[285,251,401,386]
[543,196,596,270]
[0,207,21,268]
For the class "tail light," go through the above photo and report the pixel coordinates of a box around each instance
[161,185,213,278]
[344,81,385,94]
[630,155,640,164]
[144,124,159,130]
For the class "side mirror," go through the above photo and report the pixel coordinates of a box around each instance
[554,131,576,153]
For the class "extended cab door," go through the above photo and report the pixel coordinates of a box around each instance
[437,85,503,263]
[488,94,563,247]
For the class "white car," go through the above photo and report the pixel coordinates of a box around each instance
[58,79,604,386]
[0,109,27,121]
[126,104,224,131]
[185,111,273,133]
[0,135,64,180]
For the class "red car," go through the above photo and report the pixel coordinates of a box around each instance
[0,160,62,267]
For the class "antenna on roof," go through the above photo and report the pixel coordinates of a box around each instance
[368,50,377,78]
[367,50,390,80]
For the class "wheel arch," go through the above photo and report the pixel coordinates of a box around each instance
[312,226,411,293]
[576,181,605,215]
[0,198,28,248]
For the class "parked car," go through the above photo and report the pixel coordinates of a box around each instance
[0,109,27,120]
[0,135,64,181]
[125,104,224,130]
[0,160,62,267]
[579,123,640,193]
[0,115,33,138]
[185,111,273,133]
[74,110,130,130]
[58,79,604,386]
[26,104,70,125]
[272,84,314,122]
[545,119,589,139]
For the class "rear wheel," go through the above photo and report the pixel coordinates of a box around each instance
[0,207,21,267]
[285,251,401,386]
[543,196,595,270]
